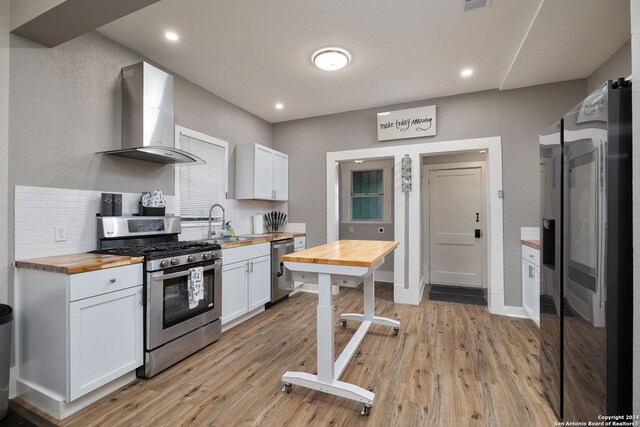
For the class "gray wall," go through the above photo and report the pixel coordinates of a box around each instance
[0,0,8,304]
[8,31,272,196]
[631,0,639,414]
[338,159,394,273]
[273,80,586,306]
[587,39,632,94]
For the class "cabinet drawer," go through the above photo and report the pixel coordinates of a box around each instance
[521,245,540,267]
[69,264,143,302]
[294,236,306,250]
[222,242,270,265]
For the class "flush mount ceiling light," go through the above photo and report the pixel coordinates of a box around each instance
[461,68,473,77]
[354,160,364,164]
[275,103,284,110]
[312,48,351,71]
[164,31,179,42]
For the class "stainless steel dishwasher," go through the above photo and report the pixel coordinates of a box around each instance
[271,238,295,303]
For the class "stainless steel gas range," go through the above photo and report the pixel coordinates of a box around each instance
[95,216,222,378]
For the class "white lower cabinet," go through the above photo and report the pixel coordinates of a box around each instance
[221,243,271,326]
[17,263,143,417]
[69,285,143,400]
[293,236,306,288]
[521,245,540,326]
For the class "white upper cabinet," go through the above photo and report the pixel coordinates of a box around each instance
[236,143,288,201]
[272,151,289,201]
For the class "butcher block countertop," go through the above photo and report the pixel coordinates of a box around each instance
[15,254,144,275]
[282,239,398,267]
[521,239,541,250]
[219,232,305,249]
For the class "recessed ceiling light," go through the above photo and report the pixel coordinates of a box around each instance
[377,112,390,116]
[479,150,486,154]
[461,68,473,77]
[165,31,179,42]
[312,48,351,71]
[354,160,364,164]
[275,103,284,110]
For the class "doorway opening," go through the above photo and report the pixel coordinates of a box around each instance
[326,136,505,313]
[421,151,488,305]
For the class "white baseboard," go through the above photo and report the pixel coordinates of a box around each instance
[393,283,421,305]
[501,305,531,319]
[17,371,136,420]
[221,306,265,332]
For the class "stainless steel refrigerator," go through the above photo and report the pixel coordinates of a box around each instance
[539,78,632,421]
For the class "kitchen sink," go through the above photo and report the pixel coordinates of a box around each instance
[206,236,252,244]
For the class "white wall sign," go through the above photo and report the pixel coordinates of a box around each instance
[377,105,436,141]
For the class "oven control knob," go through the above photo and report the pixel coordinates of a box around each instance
[202,252,210,260]
[170,258,179,266]
[209,251,217,259]
[160,260,169,268]
[187,255,196,262]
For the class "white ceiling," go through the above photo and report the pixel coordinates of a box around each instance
[98,0,630,123]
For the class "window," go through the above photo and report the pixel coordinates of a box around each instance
[351,170,383,221]
[175,126,228,221]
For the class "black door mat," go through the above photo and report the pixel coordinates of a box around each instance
[0,400,56,427]
[428,285,487,306]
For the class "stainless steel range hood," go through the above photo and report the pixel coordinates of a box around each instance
[104,62,205,165]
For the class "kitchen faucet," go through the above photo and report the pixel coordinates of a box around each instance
[208,203,226,239]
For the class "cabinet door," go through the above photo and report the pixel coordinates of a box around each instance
[254,145,274,199]
[248,255,271,310]
[69,285,143,401]
[272,151,288,201]
[522,259,538,325]
[222,261,249,324]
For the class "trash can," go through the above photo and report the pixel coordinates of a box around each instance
[0,304,13,421]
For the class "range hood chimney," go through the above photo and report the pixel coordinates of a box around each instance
[104,62,204,165]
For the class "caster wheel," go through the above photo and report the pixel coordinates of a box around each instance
[340,319,347,327]
[393,326,399,336]
[360,404,371,416]
[282,383,292,394]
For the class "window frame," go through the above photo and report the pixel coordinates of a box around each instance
[340,159,393,224]
[174,125,228,224]
[350,169,384,222]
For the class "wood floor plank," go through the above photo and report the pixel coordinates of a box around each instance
[17,283,557,426]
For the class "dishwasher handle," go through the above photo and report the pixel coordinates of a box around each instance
[276,261,285,277]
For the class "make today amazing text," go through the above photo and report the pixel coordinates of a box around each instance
[379,116,433,132]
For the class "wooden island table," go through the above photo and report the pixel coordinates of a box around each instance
[280,239,399,416]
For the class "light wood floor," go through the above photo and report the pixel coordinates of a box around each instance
[21,284,558,426]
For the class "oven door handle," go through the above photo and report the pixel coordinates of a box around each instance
[151,263,217,281]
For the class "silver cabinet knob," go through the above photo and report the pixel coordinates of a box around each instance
[109,278,116,283]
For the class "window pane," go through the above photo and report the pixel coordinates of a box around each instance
[351,196,382,221]
[179,133,226,219]
[352,170,383,195]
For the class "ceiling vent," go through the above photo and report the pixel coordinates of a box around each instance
[463,0,489,12]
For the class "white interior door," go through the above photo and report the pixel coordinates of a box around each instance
[429,168,482,287]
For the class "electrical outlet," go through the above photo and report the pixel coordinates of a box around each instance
[54,225,67,242]
[378,226,384,233]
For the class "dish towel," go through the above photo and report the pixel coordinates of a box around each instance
[188,267,204,309]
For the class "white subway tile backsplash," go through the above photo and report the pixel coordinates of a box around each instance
[520,226,540,240]
[14,186,177,260]
[15,185,288,260]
